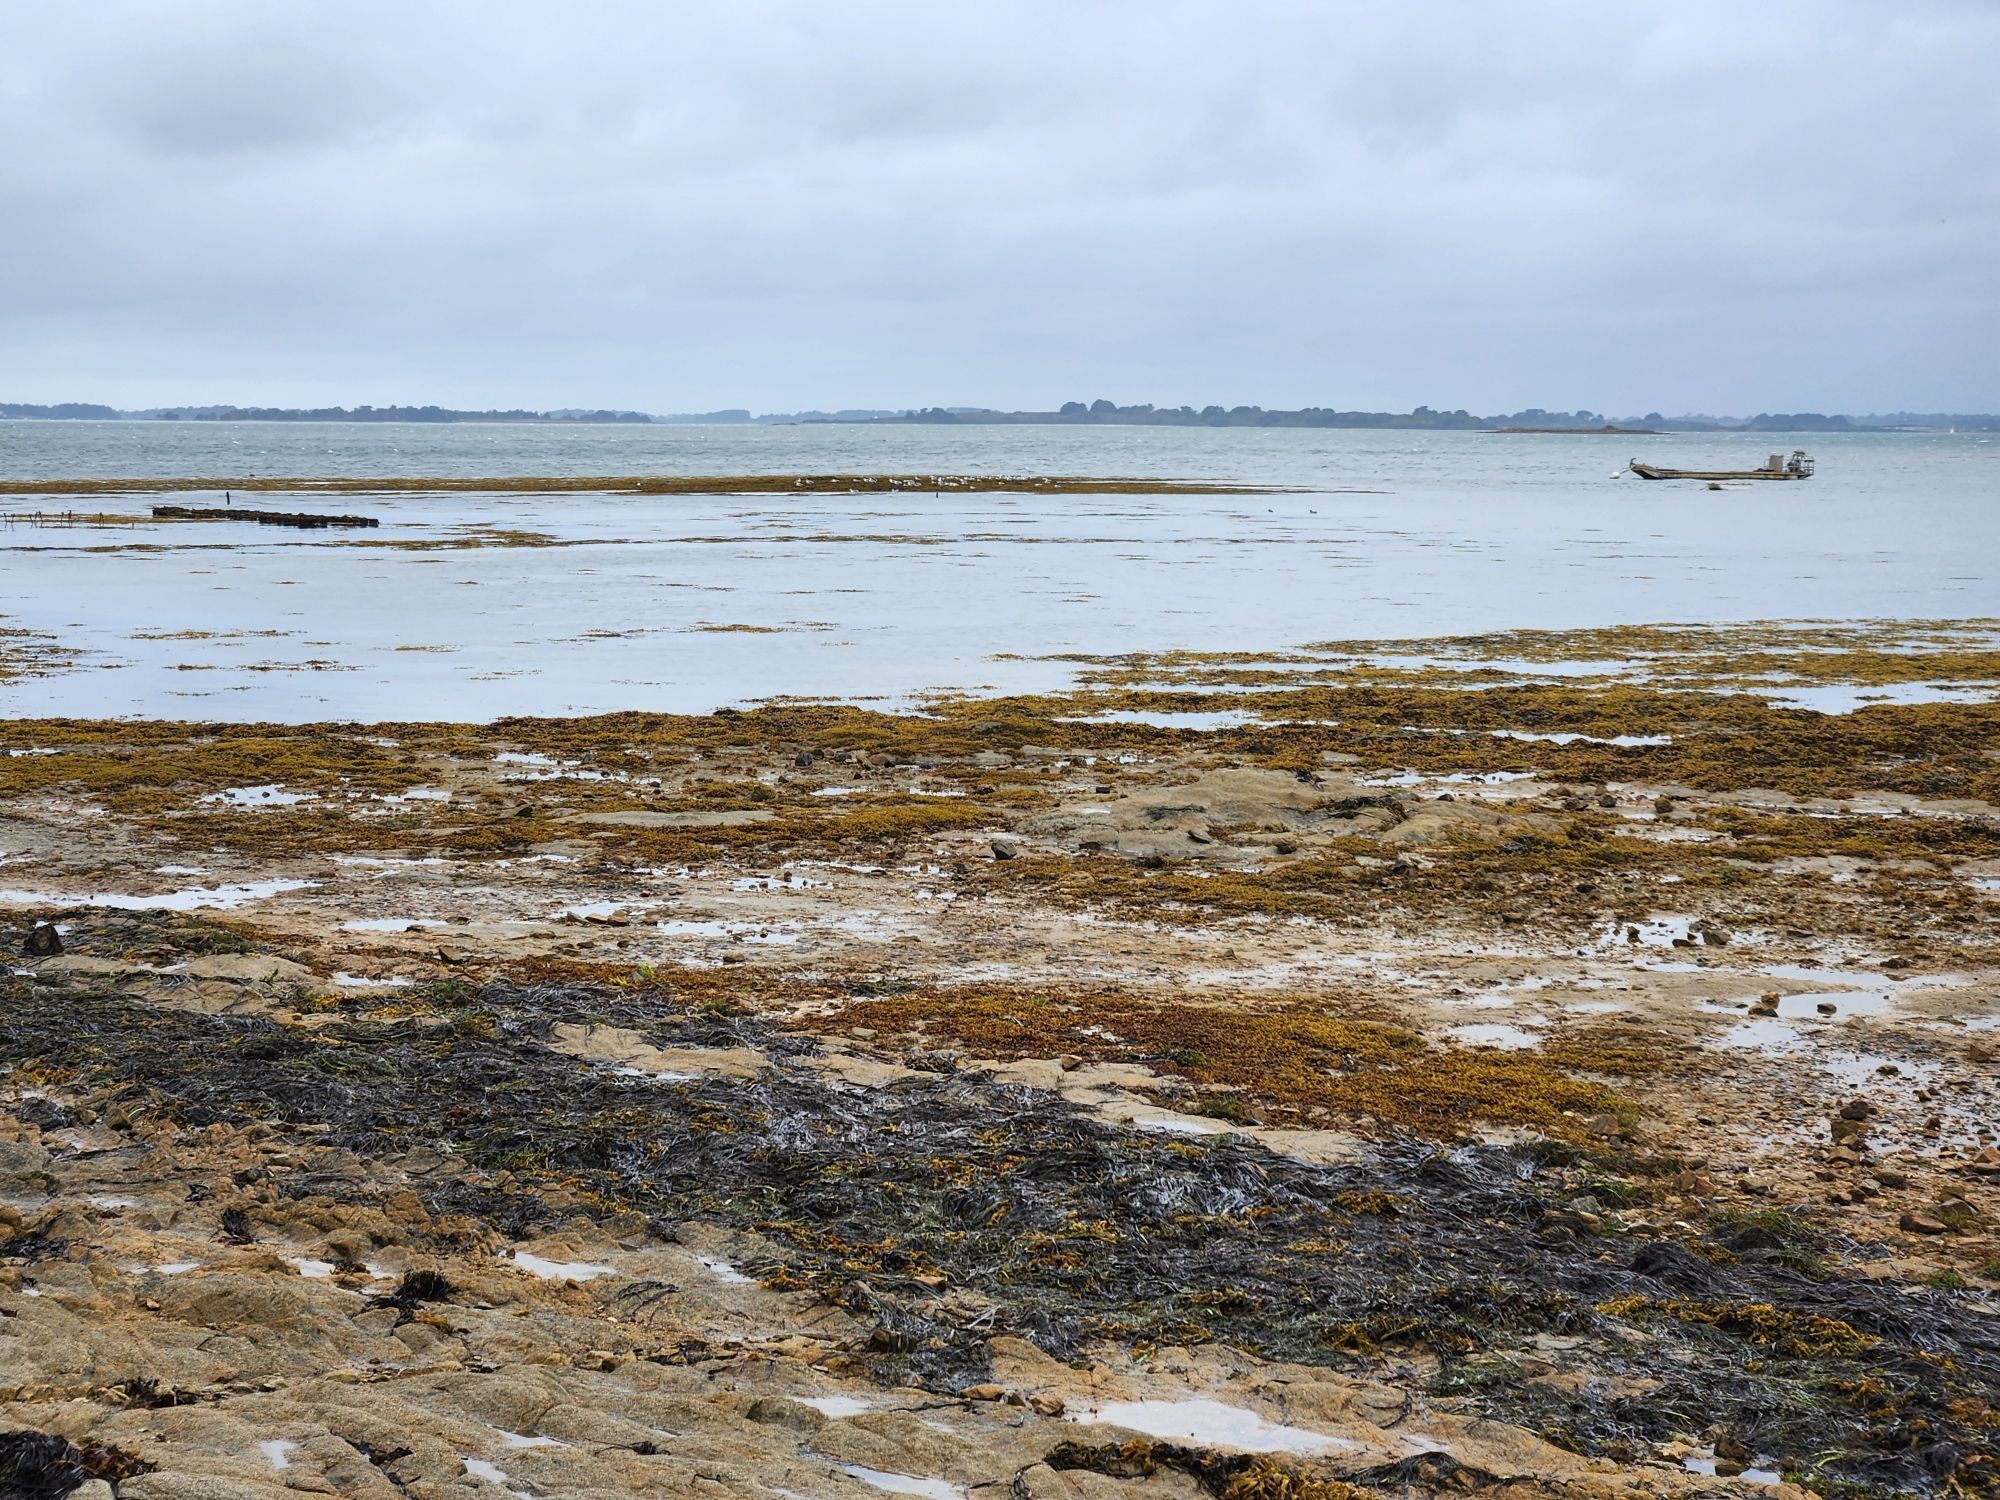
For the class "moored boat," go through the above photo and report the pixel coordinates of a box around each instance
[1630,450,1814,481]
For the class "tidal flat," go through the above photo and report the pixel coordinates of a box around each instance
[3,614,1998,1499]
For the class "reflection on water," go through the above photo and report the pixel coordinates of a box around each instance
[1,423,1991,723]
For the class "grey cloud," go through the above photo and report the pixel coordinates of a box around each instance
[1,0,1994,414]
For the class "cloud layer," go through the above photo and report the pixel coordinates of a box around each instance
[4,1,1994,413]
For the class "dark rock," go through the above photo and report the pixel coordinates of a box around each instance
[22,924,61,958]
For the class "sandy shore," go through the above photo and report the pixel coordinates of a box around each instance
[3,622,1997,1497]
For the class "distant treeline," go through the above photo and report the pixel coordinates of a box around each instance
[872,402,2000,432]
[4,400,1996,431]
[0,403,652,423]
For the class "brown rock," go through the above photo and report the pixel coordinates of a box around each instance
[1838,1097,1875,1121]
[962,1383,1006,1401]
[1899,1210,1948,1235]
[1029,1392,1066,1416]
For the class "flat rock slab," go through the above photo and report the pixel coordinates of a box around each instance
[547,1021,771,1079]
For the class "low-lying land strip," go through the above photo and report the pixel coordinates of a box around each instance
[0,473,1273,499]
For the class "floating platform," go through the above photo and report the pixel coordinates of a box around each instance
[1630,450,1814,481]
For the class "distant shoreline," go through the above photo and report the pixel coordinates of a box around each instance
[0,472,1279,499]
[1491,424,1661,435]
[5,402,1994,433]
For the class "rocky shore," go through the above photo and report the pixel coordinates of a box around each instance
[3,625,1997,1498]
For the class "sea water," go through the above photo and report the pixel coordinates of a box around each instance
[0,421,1991,722]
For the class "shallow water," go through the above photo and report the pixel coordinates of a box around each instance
[2,422,1993,722]
[1063,1396,1356,1454]
[833,1463,967,1499]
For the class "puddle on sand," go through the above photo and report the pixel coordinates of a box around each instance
[1362,769,1536,787]
[1596,914,1708,950]
[259,1440,296,1471]
[1064,1398,1357,1455]
[1684,1455,1783,1484]
[463,1457,530,1496]
[797,1395,875,1418]
[286,1257,336,1278]
[1773,990,1889,1020]
[833,1464,967,1499]
[1445,1023,1542,1050]
[200,783,315,808]
[1126,1111,1234,1136]
[497,1431,568,1450]
[0,879,314,912]
[507,1250,615,1281]
[1819,1052,1937,1089]
[1715,1018,1804,1052]
[554,900,633,921]
[657,918,800,945]
[696,1253,755,1285]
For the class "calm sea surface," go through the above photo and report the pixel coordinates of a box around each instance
[0,421,1992,721]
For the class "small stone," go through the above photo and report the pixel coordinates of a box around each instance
[989,839,1019,861]
[962,1383,1006,1401]
[1057,1054,1083,1072]
[1839,1097,1875,1121]
[22,924,62,958]
[1968,1041,1994,1064]
[1899,1210,1948,1235]
[1028,1393,1066,1416]
[435,944,472,965]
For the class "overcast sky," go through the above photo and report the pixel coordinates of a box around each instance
[3,1,1995,415]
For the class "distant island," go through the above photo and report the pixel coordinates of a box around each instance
[2,399,1995,432]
